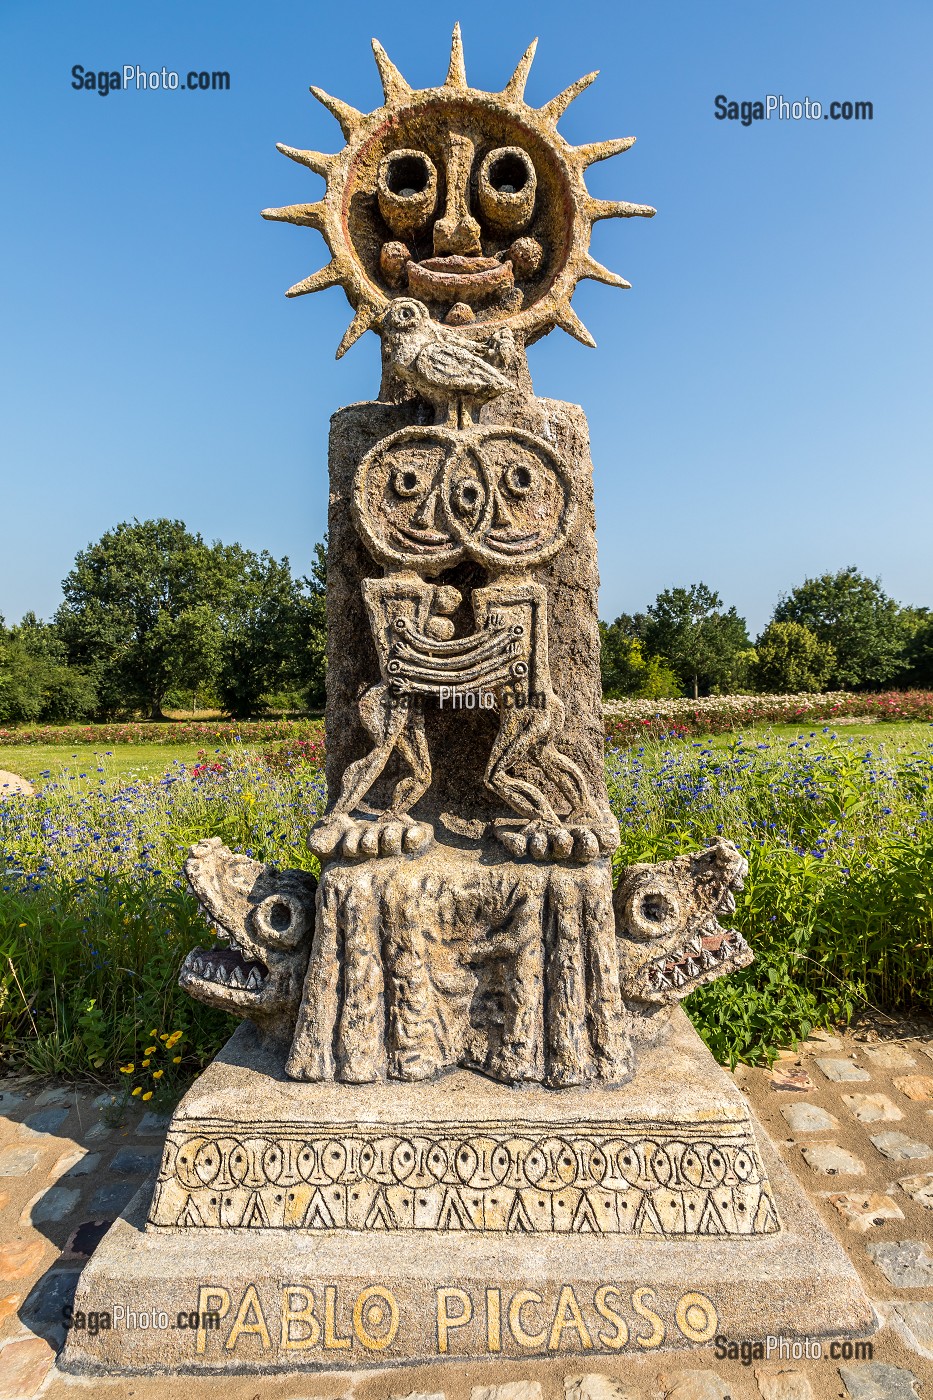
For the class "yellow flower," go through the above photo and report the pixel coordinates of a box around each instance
[172,1056,182,1064]
[18,922,27,928]
[120,1063,135,1074]
[159,1033,169,1041]
[132,1086,142,1097]
[142,1091,153,1101]
[144,1045,156,1055]
[141,1058,151,1068]
[152,1069,163,1079]
[166,1031,183,1048]
[150,1029,158,1037]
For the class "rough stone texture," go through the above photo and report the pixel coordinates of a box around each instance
[815,1059,870,1084]
[779,1104,838,1133]
[0,1336,54,1399]
[896,1170,933,1209]
[564,1376,639,1400]
[0,1148,41,1176]
[865,1240,933,1287]
[754,1371,813,1400]
[838,1362,921,1400]
[890,1302,933,1360]
[21,1108,68,1135]
[657,1371,731,1400]
[842,1095,903,1124]
[868,1132,931,1162]
[770,1066,814,1092]
[863,1047,917,1069]
[0,1238,48,1279]
[822,1191,904,1233]
[20,1185,81,1225]
[892,1075,933,1102]
[799,1144,865,1176]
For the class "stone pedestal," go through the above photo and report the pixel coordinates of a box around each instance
[60,1012,875,1375]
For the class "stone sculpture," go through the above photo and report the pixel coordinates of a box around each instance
[178,26,747,1090]
[63,29,877,1375]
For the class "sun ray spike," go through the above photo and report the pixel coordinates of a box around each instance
[501,38,537,101]
[582,254,631,289]
[335,303,378,359]
[588,197,657,221]
[275,144,334,177]
[371,38,411,104]
[309,86,363,139]
[553,302,597,348]
[286,261,344,299]
[576,136,636,166]
[260,202,327,230]
[540,71,598,124]
[445,22,467,89]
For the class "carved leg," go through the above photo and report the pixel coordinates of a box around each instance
[336,873,387,1083]
[544,872,591,1087]
[389,705,432,814]
[331,683,408,817]
[484,703,562,824]
[285,878,342,1081]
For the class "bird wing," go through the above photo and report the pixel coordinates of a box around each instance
[412,338,511,395]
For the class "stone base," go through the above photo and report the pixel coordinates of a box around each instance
[60,1012,875,1375]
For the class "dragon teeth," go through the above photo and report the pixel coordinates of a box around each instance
[671,967,686,988]
[191,956,204,975]
[245,968,263,990]
[228,965,245,989]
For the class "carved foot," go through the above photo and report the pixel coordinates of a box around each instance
[492,820,615,863]
[308,812,433,861]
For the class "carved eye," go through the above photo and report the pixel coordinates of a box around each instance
[477,146,537,232]
[502,463,534,497]
[252,892,308,949]
[391,465,424,497]
[377,149,438,235]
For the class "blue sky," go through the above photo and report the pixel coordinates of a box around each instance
[1,0,930,634]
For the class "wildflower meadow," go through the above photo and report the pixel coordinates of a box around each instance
[1,704,931,1092]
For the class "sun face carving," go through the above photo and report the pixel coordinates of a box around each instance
[262,23,655,357]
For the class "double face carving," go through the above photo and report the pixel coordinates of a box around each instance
[353,425,575,572]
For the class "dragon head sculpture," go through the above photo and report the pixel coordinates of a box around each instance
[180,837,317,1039]
[614,838,752,1028]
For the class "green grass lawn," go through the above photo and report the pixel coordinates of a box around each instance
[0,744,217,784]
[699,720,933,752]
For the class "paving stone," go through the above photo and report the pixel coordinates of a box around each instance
[20,1108,68,1135]
[135,1111,171,1136]
[0,1291,21,1325]
[754,1370,813,1400]
[890,1301,933,1360]
[823,1190,905,1233]
[780,1103,838,1133]
[657,1370,731,1400]
[33,1086,73,1108]
[472,1386,542,1400]
[816,1057,870,1082]
[920,1046,933,1063]
[842,1093,904,1124]
[0,1238,47,1279]
[770,1064,814,1091]
[803,1032,845,1050]
[82,1122,113,1144]
[869,1131,932,1162]
[865,1239,933,1287]
[19,1267,80,1348]
[893,1074,933,1102]
[897,1171,933,1209]
[88,1181,136,1216]
[0,1335,55,1400]
[50,1149,100,1180]
[0,1090,24,1112]
[800,1143,865,1175]
[0,1148,41,1177]
[864,1046,918,1069]
[0,1189,9,1212]
[21,1184,81,1225]
[839,1361,921,1400]
[395,1392,446,1400]
[565,1376,639,1400]
[108,1147,161,1175]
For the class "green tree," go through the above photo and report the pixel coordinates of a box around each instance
[56,519,233,719]
[772,567,904,689]
[0,614,97,724]
[753,620,836,694]
[642,584,750,699]
[599,622,680,698]
[895,607,933,688]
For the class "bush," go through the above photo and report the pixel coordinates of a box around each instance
[753,621,836,694]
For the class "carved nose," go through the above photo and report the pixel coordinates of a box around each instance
[433,211,482,256]
[434,133,482,257]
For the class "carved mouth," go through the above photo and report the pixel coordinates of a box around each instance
[407,256,514,305]
[181,945,268,994]
[393,524,455,550]
[644,927,751,996]
[484,528,541,551]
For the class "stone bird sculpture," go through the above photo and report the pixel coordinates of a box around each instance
[379,298,512,426]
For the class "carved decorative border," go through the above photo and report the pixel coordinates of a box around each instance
[147,1118,780,1236]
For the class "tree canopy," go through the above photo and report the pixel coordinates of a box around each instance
[641,583,751,699]
[772,566,905,688]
